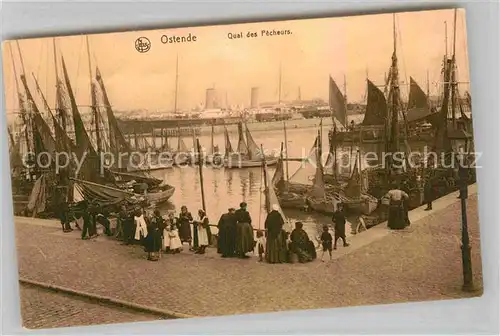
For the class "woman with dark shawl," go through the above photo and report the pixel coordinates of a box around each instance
[143,209,164,261]
[217,208,236,257]
[234,202,255,259]
[178,205,194,249]
[265,204,287,263]
[290,222,314,263]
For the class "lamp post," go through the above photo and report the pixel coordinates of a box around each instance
[456,152,474,292]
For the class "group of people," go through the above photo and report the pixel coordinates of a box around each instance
[58,197,352,264]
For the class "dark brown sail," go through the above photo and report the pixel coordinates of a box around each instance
[96,66,132,169]
[329,76,347,127]
[407,76,431,123]
[361,80,387,126]
[20,75,57,156]
[61,56,104,182]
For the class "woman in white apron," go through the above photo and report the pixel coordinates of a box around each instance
[194,209,211,254]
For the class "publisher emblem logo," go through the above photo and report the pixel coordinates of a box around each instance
[135,37,151,53]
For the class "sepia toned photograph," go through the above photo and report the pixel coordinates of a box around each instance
[2,8,482,330]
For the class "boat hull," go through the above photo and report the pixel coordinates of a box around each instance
[277,192,306,209]
[306,196,336,215]
[143,185,175,204]
[224,158,278,169]
[343,196,378,215]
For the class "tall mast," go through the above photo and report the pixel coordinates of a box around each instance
[283,121,289,181]
[445,21,448,59]
[52,38,67,132]
[343,74,348,125]
[86,35,102,155]
[450,9,458,128]
[387,13,400,171]
[173,54,179,113]
[9,43,31,155]
[297,86,301,101]
[426,69,430,97]
[278,61,282,104]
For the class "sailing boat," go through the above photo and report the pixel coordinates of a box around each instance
[225,122,277,168]
[262,146,292,233]
[271,145,307,209]
[339,150,378,215]
[204,122,223,165]
[305,133,338,215]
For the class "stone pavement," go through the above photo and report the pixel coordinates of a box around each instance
[14,190,483,321]
[20,283,162,329]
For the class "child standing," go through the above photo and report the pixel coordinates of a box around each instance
[168,223,183,254]
[320,225,333,262]
[256,230,266,262]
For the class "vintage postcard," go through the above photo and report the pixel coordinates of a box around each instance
[2,8,482,329]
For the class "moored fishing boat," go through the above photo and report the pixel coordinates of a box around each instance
[224,122,277,168]
[271,154,306,209]
[339,151,378,215]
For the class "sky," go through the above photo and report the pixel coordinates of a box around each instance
[2,8,470,116]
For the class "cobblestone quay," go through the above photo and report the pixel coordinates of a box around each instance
[15,194,482,320]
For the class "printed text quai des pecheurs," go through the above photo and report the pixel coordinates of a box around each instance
[227,29,292,40]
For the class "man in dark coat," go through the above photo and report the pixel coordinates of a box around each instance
[332,203,350,249]
[217,208,236,257]
[424,176,435,211]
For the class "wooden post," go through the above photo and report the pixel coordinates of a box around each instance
[283,121,290,181]
[197,139,206,212]
[261,144,270,212]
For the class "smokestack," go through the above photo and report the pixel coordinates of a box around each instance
[250,87,259,108]
[205,88,216,109]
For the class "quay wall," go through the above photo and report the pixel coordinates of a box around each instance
[123,117,338,137]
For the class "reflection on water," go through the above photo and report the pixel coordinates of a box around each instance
[149,126,428,239]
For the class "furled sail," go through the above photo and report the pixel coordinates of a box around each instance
[236,122,248,155]
[344,152,361,198]
[177,136,189,153]
[361,80,387,126]
[264,163,288,225]
[27,174,47,216]
[224,126,233,156]
[244,124,261,160]
[20,75,57,156]
[309,145,326,199]
[329,76,347,127]
[71,178,134,206]
[271,156,285,190]
[8,127,23,170]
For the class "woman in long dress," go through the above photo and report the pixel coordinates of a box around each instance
[178,205,193,249]
[265,204,287,264]
[144,209,163,261]
[234,202,255,259]
[194,209,211,254]
[385,187,410,230]
[134,208,148,243]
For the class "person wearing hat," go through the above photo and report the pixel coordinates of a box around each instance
[234,202,254,259]
[217,208,237,258]
[332,202,350,249]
